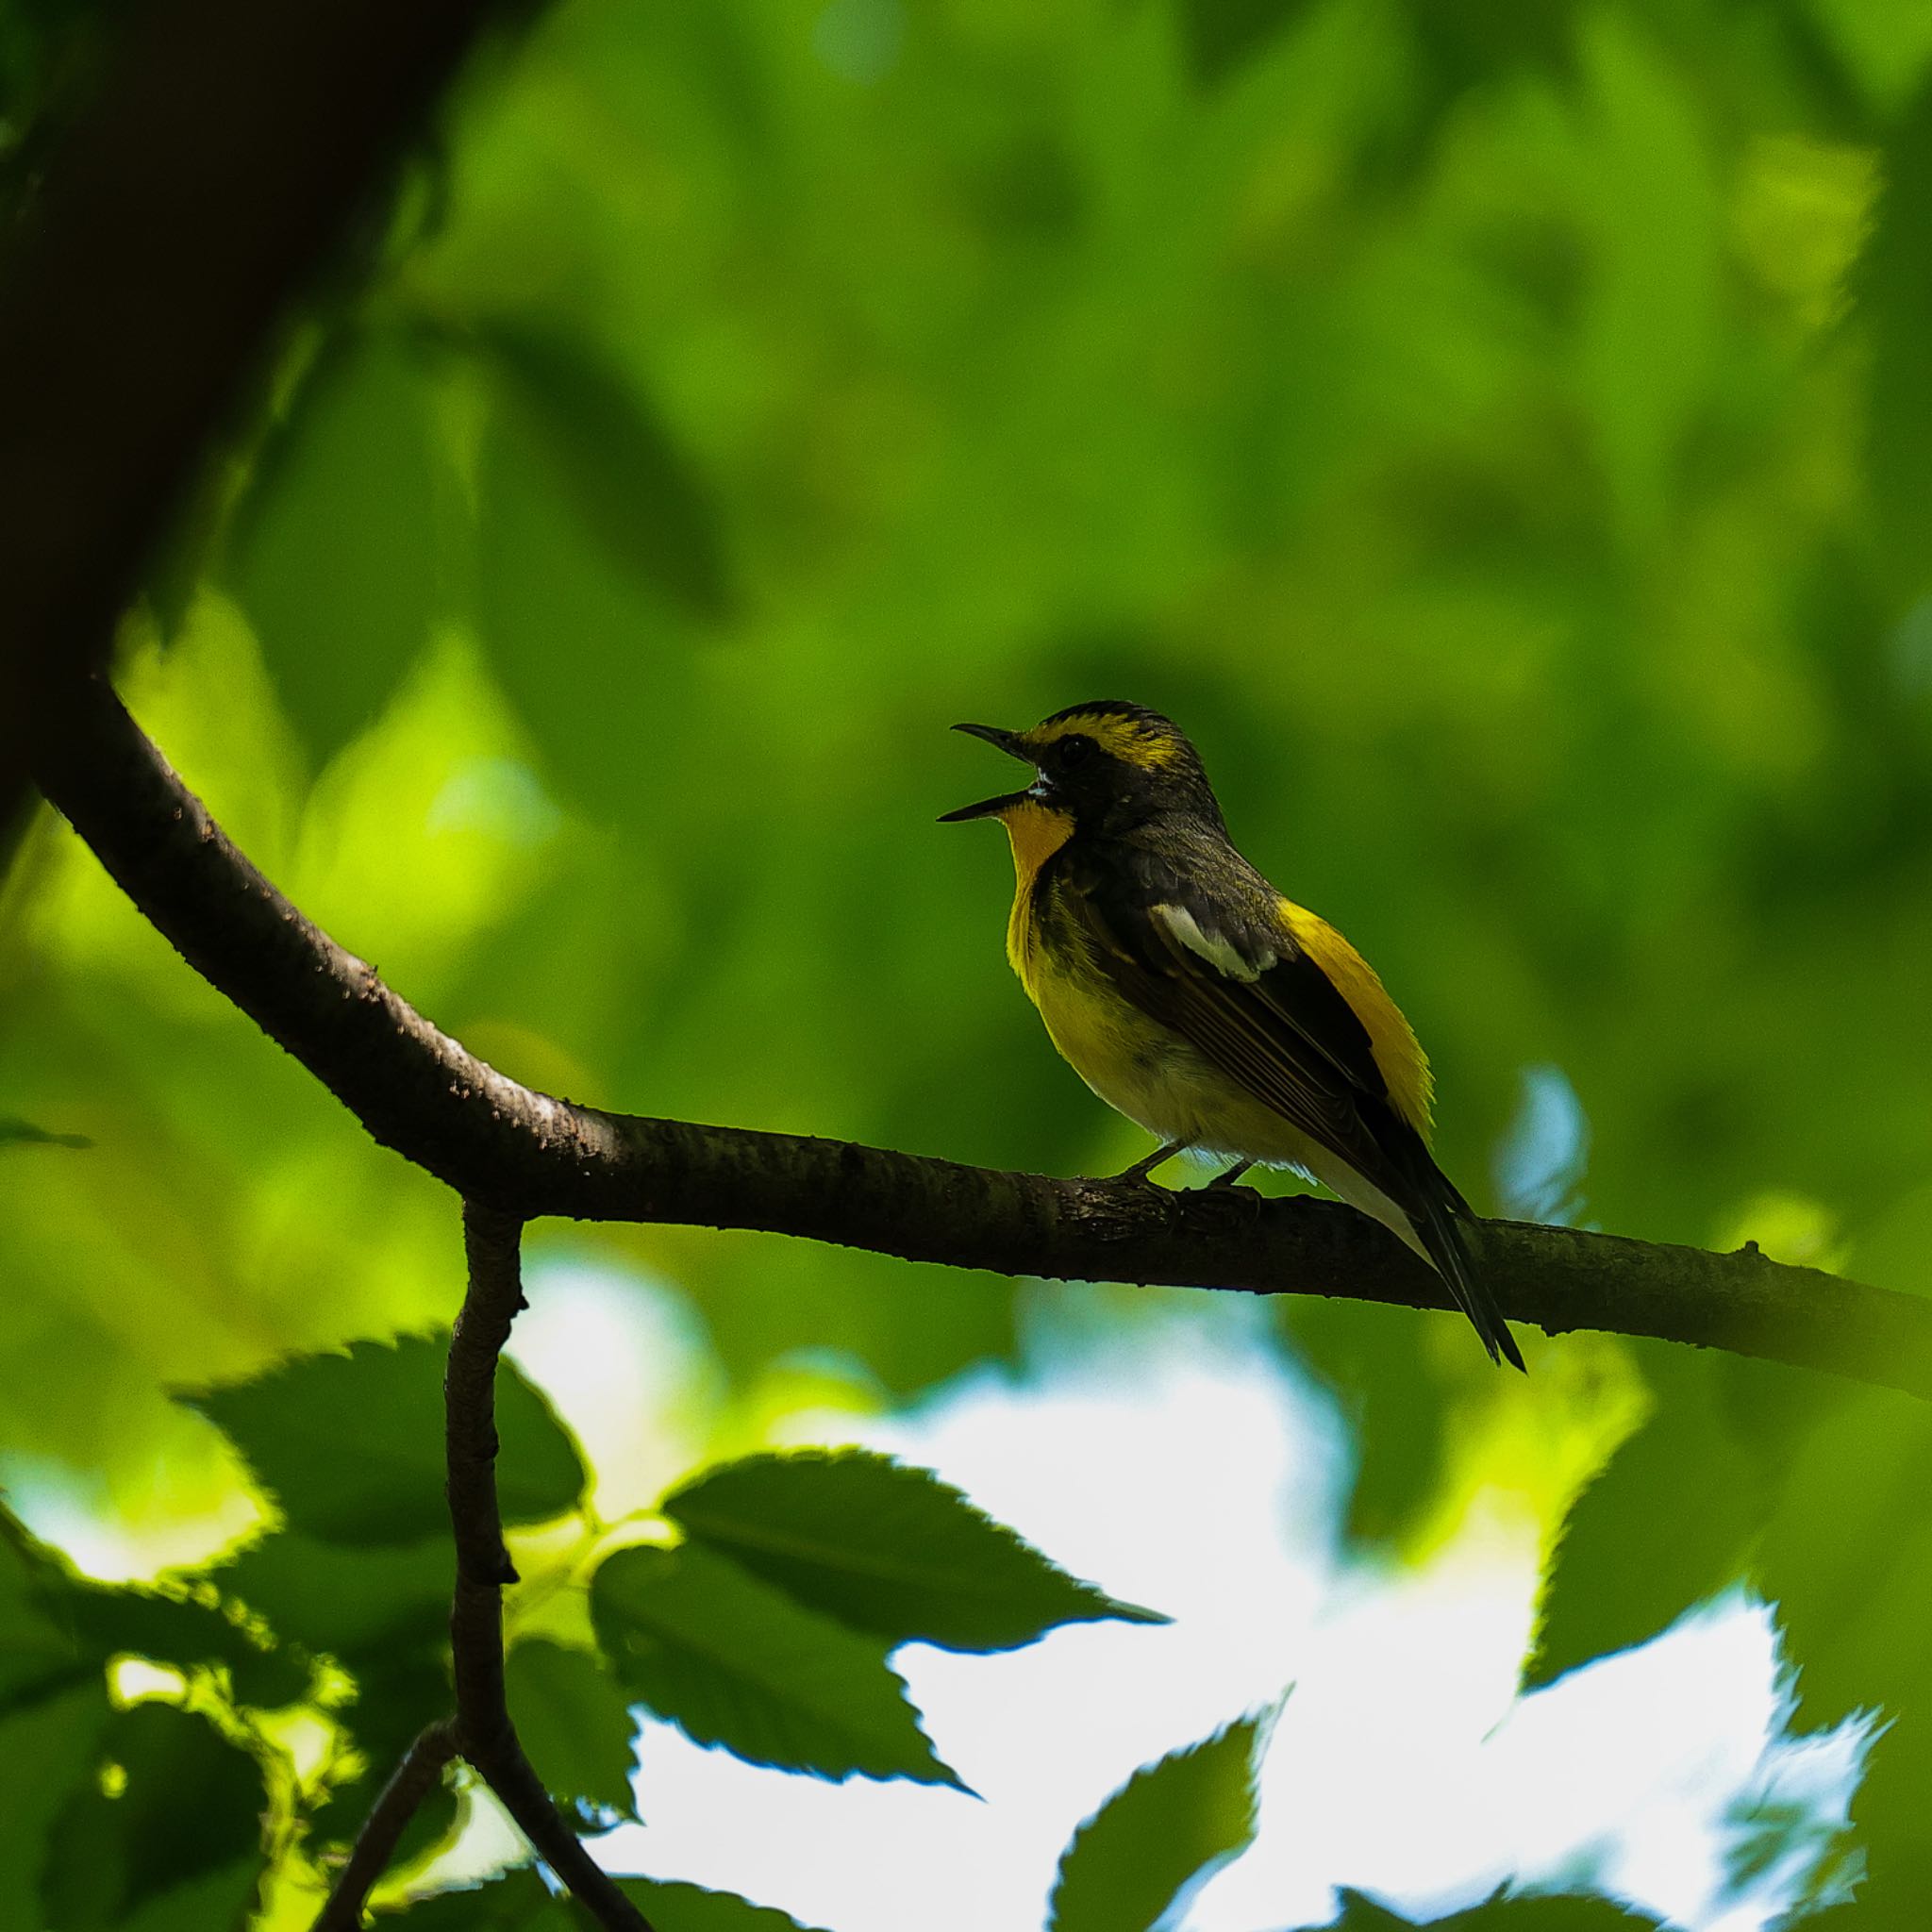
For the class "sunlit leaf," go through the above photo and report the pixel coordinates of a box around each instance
[179,1334,586,1543]
[504,1638,640,1824]
[661,1449,1166,1653]
[591,1543,962,1787]
[1048,1714,1261,1932]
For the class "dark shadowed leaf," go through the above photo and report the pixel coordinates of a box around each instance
[1753,1385,1932,1919]
[1047,1714,1262,1932]
[0,1115,90,1149]
[474,321,732,622]
[391,1867,832,1931]
[179,1334,586,1543]
[505,1638,640,1824]
[214,1531,449,1655]
[1328,1890,1665,1928]
[1525,1351,1791,1690]
[0,1683,112,1931]
[662,1449,1165,1653]
[312,1641,458,1865]
[1280,1297,1446,1545]
[40,1702,264,1930]
[1177,0,1320,90]
[1864,80,1932,606]
[591,1542,961,1787]
[227,331,454,761]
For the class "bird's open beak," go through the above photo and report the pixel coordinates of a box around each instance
[939,724,1039,823]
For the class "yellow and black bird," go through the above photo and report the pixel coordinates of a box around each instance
[942,700,1523,1370]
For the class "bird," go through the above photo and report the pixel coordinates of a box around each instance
[941,699,1524,1370]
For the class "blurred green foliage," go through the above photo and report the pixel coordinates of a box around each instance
[6,0,1932,1923]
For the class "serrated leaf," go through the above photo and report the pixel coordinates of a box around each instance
[475,320,732,622]
[1048,1715,1262,1932]
[620,1877,835,1932]
[591,1542,961,1787]
[505,1639,640,1824]
[391,1868,833,1931]
[227,331,452,761]
[179,1334,586,1544]
[662,1449,1165,1653]
[1329,1888,1667,1928]
[40,1703,264,1929]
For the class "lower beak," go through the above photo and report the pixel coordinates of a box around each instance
[940,723,1041,823]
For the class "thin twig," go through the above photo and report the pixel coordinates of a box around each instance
[312,1721,458,1932]
[29,683,1932,1401]
[453,1205,653,1932]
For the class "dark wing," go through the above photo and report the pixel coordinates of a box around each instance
[1064,856,1523,1370]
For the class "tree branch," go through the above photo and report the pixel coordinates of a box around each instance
[313,1722,458,1932]
[449,1205,653,1932]
[308,1209,650,1930]
[0,0,508,834]
[30,681,1932,1401]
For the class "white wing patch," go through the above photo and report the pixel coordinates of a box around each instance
[1152,903,1276,981]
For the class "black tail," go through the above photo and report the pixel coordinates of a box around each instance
[1410,1178,1524,1373]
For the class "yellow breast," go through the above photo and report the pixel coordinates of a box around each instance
[997,798,1075,982]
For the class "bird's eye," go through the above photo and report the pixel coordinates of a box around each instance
[1058,735,1094,769]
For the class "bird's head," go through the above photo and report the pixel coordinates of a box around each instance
[940,700,1224,840]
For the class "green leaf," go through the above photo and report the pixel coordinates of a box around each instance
[1328,1892,1665,1929]
[227,331,453,761]
[1176,0,1320,90]
[1281,1297,1449,1545]
[40,1702,264,1930]
[505,1638,640,1824]
[1525,1351,1790,1690]
[620,1877,836,1932]
[214,1531,448,1655]
[474,320,732,622]
[1047,1714,1262,1932]
[0,1115,90,1149]
[591,1542,962,1787]
[1753,1386,1932,1919]
[0,1683,113,1931]
[311,1643,458,1865]
[1864,80,1932,605]
[179,1334,586,1543]
[662,1449,1165,1653]
[391,1868,833,1931]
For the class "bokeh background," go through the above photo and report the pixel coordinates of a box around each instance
[4,0,1932,1925]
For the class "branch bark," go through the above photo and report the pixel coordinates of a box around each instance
[308,1209,650,1932]
[0,0,507,833]
[30,681,1932,1403]
[313,1722,457,1932]
[450,1206,653,1932]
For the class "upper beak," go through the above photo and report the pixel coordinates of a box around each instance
[939,723,1037,823]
